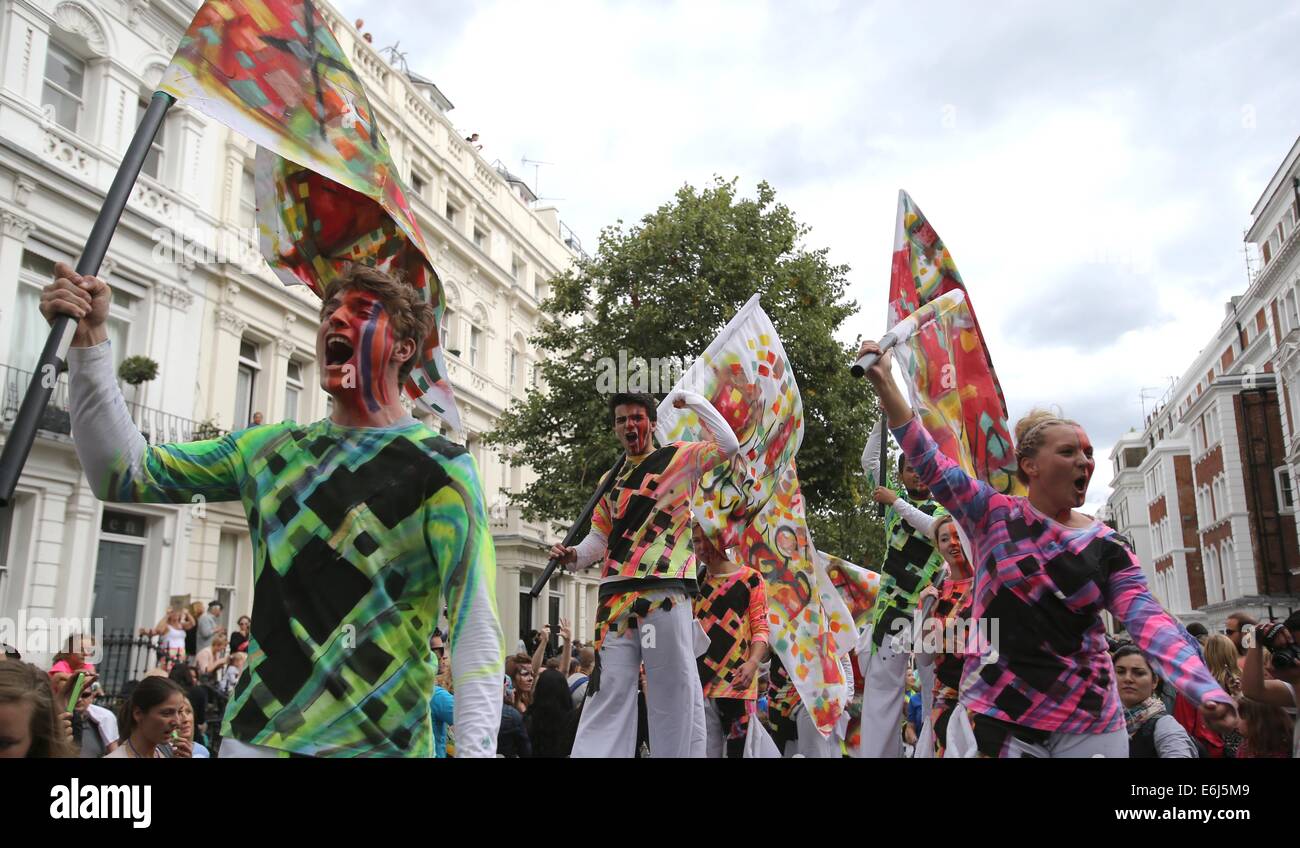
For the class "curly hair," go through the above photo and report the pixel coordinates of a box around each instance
[321,264,436,383]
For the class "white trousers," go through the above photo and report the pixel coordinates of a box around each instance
[913,663,936,759]
[857,624,907,759]
[790,703,842,758]
[571,594,706,758]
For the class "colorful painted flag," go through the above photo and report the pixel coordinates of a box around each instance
[658,295,854,735]
[160,0,460,430]
[888,191,1018,495]
[819,551,880,634]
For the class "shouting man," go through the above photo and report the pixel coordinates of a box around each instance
[42,262,503,758]
[550,390,738,757]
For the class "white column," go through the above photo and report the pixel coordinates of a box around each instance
[57,479,101,620]
[28,487,70,619]
[267,322,295,423]
[99,59,140,158]
[0,210,36,361]
[497,563,520,654]
[172,106,208,202]
[0,1,51,104]
[207,285,246,429]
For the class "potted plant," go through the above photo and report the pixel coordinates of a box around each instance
[118,355,159,387]
[118,356,159,438]
[193,418,223,441]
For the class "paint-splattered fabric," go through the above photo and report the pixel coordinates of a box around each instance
[590,589,679,652]
[822,554,881,635]
[894,416,1232,734]
[868,485,945,652]
[591,441,724,582]
[694,566,770,699]
[658,295,855,735]
[160,0,461,429]
[888,191,1019,496]
[68,342,502,757]
[766,652,800,721]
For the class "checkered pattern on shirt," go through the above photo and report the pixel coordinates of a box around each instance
[694,566,769,699]
[591,441,723,581]
[869,487,945,650]
[103,419,495,757]
[894,417,1231,734]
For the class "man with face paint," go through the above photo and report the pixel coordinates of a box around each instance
[41,263,504,758]
[550,390,739,758]
[855,418,948,758]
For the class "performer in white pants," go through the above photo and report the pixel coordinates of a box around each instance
[858,420,946,758]
[551,390,739,758]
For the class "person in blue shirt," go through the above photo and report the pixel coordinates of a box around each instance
[429,631,454,758]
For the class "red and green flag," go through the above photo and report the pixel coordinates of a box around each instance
[160,0,461,430]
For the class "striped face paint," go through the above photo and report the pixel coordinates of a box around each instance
[319,289,398,421]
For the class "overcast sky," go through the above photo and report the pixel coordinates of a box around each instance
[341,0,1300,510]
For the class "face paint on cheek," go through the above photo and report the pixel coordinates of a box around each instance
[356,306,394,413]
[630,418,649,452]
[1075,426,1095,479]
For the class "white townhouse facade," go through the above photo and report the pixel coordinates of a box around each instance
[1108,151,1300,630]
[0,0,594,666]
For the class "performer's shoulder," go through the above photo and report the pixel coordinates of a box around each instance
[406,428,472,463]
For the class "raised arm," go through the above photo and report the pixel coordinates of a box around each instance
[43,266,244,505]
[670,390,740,458]
[1104,543,1234,727]
[1241,622,1297,708]
[857,343,994,532]
[861,419,883,486]
[430,451,505,758]
[557,619,573,679]
[891,496,941,538]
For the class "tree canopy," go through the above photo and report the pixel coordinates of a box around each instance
[485,177,885,563]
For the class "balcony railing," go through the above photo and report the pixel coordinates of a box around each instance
[0,362,222,444]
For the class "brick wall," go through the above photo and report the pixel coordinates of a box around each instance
[1174,455,1208,608]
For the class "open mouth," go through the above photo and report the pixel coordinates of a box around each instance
[325,335,354,367]
[1072,474,1088,498]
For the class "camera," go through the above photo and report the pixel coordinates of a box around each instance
[1256,621,1300,669]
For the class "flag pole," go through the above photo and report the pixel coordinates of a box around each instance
[0,91,175,506]
[530,454,625,598]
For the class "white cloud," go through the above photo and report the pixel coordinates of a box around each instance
[343,0,1300,514]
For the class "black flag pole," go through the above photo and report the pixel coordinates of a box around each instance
[0,91,176,506]
[530,454,626,598]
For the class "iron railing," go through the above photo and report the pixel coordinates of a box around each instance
[0,363,223,443]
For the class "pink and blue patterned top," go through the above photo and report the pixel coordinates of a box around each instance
[894,417,1232,734]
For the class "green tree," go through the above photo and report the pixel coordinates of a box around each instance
[485,178,884,562]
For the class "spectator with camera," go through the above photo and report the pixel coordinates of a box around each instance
[1240,614,1300,758]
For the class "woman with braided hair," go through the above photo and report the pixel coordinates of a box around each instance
[857,340,1237,757]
